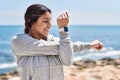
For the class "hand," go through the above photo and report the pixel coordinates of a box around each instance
[57,12,69,28]
[90,40,103,50]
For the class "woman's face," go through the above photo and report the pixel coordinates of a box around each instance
[31,12,51,37]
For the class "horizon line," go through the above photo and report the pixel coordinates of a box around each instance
[0,24,120,26]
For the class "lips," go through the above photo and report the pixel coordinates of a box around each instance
[44,29,49,32]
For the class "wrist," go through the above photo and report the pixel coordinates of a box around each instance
[59,27,68,32]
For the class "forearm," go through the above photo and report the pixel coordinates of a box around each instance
[58,31,73,66]
[72,41,90,53]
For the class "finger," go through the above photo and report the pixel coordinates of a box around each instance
[63,13,67,18]
[57,16,62,22]
[61,14,66,19]
[95,46,100,50]
[99,42,103,48]
[98,46,102,50]
[97,41,103,48]
[66,12,69,18]
[97,45,103,50]
[58,15,62,19]
[57,14,63,19]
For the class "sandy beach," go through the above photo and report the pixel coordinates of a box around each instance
[64,58,120,80]
[0,58,120,80]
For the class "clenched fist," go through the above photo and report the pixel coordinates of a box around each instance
[57,12,69,28]
[90,40,103,50]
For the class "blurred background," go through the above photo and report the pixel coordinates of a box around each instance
[0,0,120,80]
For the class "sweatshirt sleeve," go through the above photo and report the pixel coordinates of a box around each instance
[58,32,73,66]
[72,41,90,53]
[12,34,60,56]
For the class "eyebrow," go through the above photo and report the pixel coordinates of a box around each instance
[43,18,51,20]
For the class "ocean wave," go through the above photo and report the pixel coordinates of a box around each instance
[0,62,17,69]
[74,47,120,61]
[0,49,15,63]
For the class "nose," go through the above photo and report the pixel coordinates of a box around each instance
[47,22,52,28]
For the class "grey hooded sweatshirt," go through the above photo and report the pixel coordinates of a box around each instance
[12,31,90,80]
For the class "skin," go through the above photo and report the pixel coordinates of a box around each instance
[90,40,103,50]
[29,12,103,51]
[29,12,52,40]
[57,12,69,28]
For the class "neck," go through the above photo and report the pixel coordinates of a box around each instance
[29,30,46,40]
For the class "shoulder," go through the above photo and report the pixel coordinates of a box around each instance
[12,34,28,40]
[12,34,33,43]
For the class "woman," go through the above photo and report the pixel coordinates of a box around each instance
[12,4,103,80]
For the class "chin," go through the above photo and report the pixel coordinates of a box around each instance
[44,34,48,37]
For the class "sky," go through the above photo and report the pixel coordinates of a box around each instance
[0,0,120,25]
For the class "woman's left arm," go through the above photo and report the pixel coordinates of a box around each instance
[72,40,103,53]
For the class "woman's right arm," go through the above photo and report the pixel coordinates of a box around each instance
[12,34,60,56]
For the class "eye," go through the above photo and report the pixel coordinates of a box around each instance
[43,21,49,23]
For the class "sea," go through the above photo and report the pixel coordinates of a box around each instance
[0,25,120,74]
